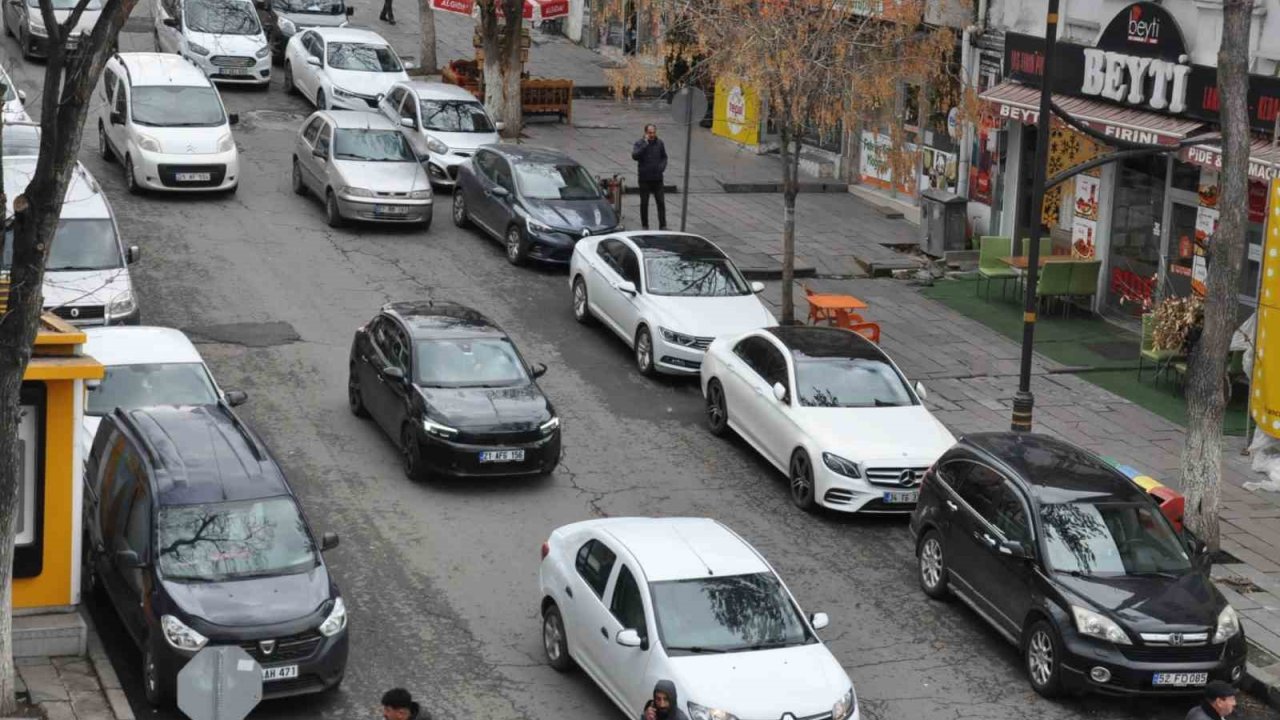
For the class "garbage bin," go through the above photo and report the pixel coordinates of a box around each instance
[919,189,967,257]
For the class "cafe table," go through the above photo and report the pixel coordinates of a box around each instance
[805,293,868,325]
[998,255,1079,270]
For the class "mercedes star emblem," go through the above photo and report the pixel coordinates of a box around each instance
[259,639,276,655]
[899,469,916,487]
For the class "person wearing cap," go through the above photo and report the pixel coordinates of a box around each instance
[382,688,428,720]
[1186,680,1238,720]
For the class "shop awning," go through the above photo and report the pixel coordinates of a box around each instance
[981,81,1205,147]
[1181,138,1280,183]
[431,0,568,21]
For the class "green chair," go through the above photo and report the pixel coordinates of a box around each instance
[1034,262,1073,313]
[1067,260,1102,314]
[1021,237,1054,257]
[1138,313,1178,382]
[977,236,1016,299]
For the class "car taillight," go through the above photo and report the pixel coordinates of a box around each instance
[540,541,550,560]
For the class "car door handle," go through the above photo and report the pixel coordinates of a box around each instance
[978,532,997,549]
[945,500,958,512]
[600,627,608,639]
[564,586,572,599]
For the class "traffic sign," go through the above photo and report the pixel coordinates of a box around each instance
[177,646,263,720]
[670,86,708,127]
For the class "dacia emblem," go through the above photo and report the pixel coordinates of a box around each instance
[259,639,276,655]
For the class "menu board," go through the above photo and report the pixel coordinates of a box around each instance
[1074,175,1100,221]
[1071,217,1097,259]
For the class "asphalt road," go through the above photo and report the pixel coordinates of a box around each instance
[3,13,1278,720]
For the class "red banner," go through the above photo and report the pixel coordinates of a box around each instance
[431,0,473,14]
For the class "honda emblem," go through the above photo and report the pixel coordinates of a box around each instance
[259,639,276,655]
[1168,633,1184,646]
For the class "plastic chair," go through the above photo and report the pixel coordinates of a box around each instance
[1067,260,1102,314]
[977,236,1016,299]
[1138,313,1178,382]
[1034,262,1072,313]
[850,322,881,344]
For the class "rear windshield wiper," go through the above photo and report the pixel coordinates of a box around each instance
[664,645,726,654]
[747,640,795,650]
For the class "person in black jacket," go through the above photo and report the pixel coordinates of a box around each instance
[632,124,668,230]
[1185,680,1236,720]
[640,679,688,720]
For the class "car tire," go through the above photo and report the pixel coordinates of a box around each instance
[291,158,306,196]
[284,62,297,95]
[789,449,817,512]
[918,530,950,599]
[401,424,428,482]
[347,366,369,418]
[124,156,142,195]
[316,88,327,110]
[1024,620,1064,698]
[97,123,114,162]
[142,642,167,707]
[542,604,572,672]
[451,191,470,228]
[420,208,432,231]
[634,325,655,376]
[325,190,344,228]
[571,277,592,325]
[705,379,729,437]
[505,225,526,266]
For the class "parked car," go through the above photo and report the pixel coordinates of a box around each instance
[253,0,352,63]
[539,517,858,720]
[0,64,29,121]
[4,0,99,60]
[291,110,432,227]
[84,403,348,705]
[80,326,247,459]
[348,301,561,480]
[910,432,1247,697]
[3,121,41,157]
[377,81,500,187]
[283,26,407,111]
[700,325,954,513]
[153,0,271,85]
[3,158,140,326]
[94,52,241,193]
[570,232,776,376]
[452,145,620,266]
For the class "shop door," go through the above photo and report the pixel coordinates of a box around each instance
[1163,198,1201,300]
[1104,156,1165,310]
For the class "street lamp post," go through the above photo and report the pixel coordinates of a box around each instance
[1011,0,1063,432]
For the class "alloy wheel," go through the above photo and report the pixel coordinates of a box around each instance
[1027,629,1054,688]
[706,381,728,436]
[347,372,368,418]
[291,159,305,195]
[635,327,653,375]
[543,611,563,662]
[326,192,343,227]
[97,124,112,162]
[452,192,468,227]
[505,227,525,265]
[284,63,295,94]
[125,158,140,195]
[790,451,815,510]
[920,537,943,590]
[572,278,589,323]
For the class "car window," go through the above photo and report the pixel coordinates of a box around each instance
[650,573,814,654]
[416,338,529,388]
[385,86,406,113]
[792,350,915,409]
[103,68,117,103]
[303,32,319,57]
[302,117,322,145]
[955,464,1031,542]
[617,247,641,287]
[512,161,600,200]
[369,317,394,362]
[185,0,261,35]
[101,438,140,540]
[381,322,410,372]
[610,565,647,637]
[398,90,417,121]
[597,240,623,274]
[158,497,319,581]
[733,337,768,374]
[474,151,497,181]
[132,86,226,128]
[315,122,332,156]
[574,539,616,599]
[87,363,219,417]
[493,157,514,192]
[327,42,402,72]
[419,99,494,133]
[123,486,151,559]
[162,0,178,17]
[735,337,787,390]
[113,80,127,116]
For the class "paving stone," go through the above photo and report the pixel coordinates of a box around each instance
[69,689,113,720]
[18,663,67,703]
[40,701,74,720]
[104,689,134,720]
[55,660,101,695]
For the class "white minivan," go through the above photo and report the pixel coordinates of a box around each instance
[154,0,271,85]
[95,53,241,194]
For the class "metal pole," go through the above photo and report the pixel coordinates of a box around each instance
[680,89,694,232]
[1011,0,1062,432]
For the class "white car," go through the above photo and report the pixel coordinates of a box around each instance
[377,81,500,187]
[0,64,29,122]
[4,0,100,60]
[95,53,241,193]
[80,326,246,459]
[283,26,408,111]
[539,517,858,720]
[569,232,776,376]
[154,0,271,85]
[700,325,956,514]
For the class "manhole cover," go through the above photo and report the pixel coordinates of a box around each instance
[239,110,307,131]
[186,321,300,348]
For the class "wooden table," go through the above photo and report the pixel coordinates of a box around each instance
[806,294,868,325]
[998,255,1081,270]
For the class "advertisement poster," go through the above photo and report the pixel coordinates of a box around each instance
[1191,254,1208,296]
[16,406,33,546]
[712,78,759,147]
[919,147,957,194]
[859,132,916,195]
[1198,169,1220,209]
[968,125,998,205]
[1251,179,1280,437]
[1195,205,1220,248]
[1071,217,1097,259]
[1074,174,1099,221]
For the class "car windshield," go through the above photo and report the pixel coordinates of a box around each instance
[27,0,101,7]
[793,355,915,408]
[650,573,814,655]
[644,255,749,297]
[415,338,529,388]
[333,129,415,162]
[131,86,225,127]
[419,99,494,133]
[86,363,219,416]
[158,497,318,581]
[327,42,402,72]
[273,0,343,13]
[3,220,122,271]
[0,71,17,102]
[3,125,40,156]
[1042,501,1193,577]
[513,162,601,200]
[184,0,261,34]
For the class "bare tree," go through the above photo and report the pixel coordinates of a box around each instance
[477,0,522,138]
[1178,0,1253,552]
[417,0,437,73]
[0,0,137,710]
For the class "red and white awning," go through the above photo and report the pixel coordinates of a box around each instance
[1181,138,1280,183]
[431,0,568,22]
[981,81,1204,147]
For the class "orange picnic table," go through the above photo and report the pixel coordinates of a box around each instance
[805,293,868,325]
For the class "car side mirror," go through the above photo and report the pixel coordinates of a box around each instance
[614,280,637,295]
[531,362,547,379]
[162,16,178,27]
[750,281,765,293]
[999,540,1030,559]
[616,629,643,648]
[109,110,124,126]
[490,185,510,198]
[382,366,405,381]
[772,382,787,402]
[400,117,415,129]
[228,113,240,126]
[127,245,141,264]
[915,381,928,400]
[810,612,829,630]
[1184,530,1210,569]
[320,532,340,552]
[17,90,25,102]
[306,55,321,67]
[224,389,248,406]
[116,549,143,569]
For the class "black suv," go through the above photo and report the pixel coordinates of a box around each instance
[910,433,1246,698]
[84,403,348,705]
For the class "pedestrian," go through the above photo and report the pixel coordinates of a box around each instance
[640,679,688,720]
[381,688,428,720]
[632,124,668,230]
[1186,680,1238,720]
[378,0,395,24]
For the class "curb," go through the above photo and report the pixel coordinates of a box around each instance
[739,266,817,280]
[81,608,134,720]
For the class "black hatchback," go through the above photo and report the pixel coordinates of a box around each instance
[348,300,561,480]
[909,433,1246,698]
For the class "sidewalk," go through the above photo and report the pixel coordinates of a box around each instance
[15,612,132,720]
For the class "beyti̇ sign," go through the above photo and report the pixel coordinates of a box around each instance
[1005,2,1280,134]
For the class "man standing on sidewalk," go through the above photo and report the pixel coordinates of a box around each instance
[632,124,668,230]
[1186,681,1237,720]
[379,0,395,24]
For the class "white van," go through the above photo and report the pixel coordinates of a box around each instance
[153,0,271,86]
[94,53,241,194]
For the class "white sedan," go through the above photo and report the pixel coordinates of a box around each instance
[569,232,776,376]
[283,26,408,111]
[700,325,956,513]
[539,517,858,720]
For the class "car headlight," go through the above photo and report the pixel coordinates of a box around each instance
[255,45,270,59]
[833,687,856,720]
[107,291,136,319]
[425,135,448,154]
[539,416,560,436]
[1214,605,1241,643]
[659,326,698,348]
[278,17,296,34]
[1072,605,1132,645]
[526,217,554,235]
[341,186,373,198]
[687,702,739,720]
[187,41,210,56]
[332,85,358,99]
[161,614,208,651]
[29,18,45,35]
[136,134,162,153]
[318,597,347,637]
[216,133,234,153]
[408,188,432,199]
[423,418,457,439]
[822,452,862,479]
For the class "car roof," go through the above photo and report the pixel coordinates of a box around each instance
[400,81,481,101]
[320,110,399,130]
[591,518,770,582]
[623,232,725,259]
[383,300,505,339]
[765,325,888,362]
[115,53,212,87]
[115,405,290,506]
[84,327,203,367]
[4,158,108,220]
[310,26,391,44]
[480,143,577,164]
[961,432,1148,504]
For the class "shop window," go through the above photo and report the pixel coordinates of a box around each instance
[14,383,45,579]
[1106,156,1165,310]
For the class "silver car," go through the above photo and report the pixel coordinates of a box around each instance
[377,81,501,188]
[291,110,433,227]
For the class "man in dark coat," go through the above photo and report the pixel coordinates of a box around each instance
[1186,680,1237,720]
[632,124,668,230]
[640,679,688,720]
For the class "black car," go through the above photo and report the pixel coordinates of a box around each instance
[451,144,621,266]
[254,0,352,62]
[909,433,1246,698]
[348,301,561,480]
[84,403,348,705]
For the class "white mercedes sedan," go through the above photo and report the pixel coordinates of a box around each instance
[701,325,956,513]
[568,232,776,376]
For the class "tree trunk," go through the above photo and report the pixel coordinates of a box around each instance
[779,125,798,325]
[417,0,437,74]
[1179,0,1252,553]
[498,0,523,138]
[480,8,503,117]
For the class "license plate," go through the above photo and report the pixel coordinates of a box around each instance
[175,172,212,182]
[479,449,525,463]
[220,67,252,76]
[883,490,919,504]
[1152,672,1208,687]
[375,204,410,215]
[262,665,298,682]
